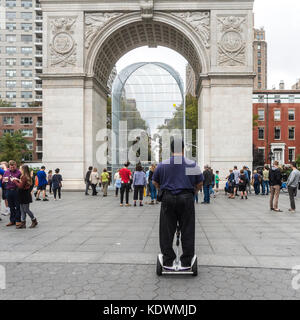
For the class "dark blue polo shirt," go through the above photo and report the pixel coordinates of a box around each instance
[0,168,5,188]
[152,156,203,195]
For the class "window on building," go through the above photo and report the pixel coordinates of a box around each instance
[21,102,30,108]
[6,23,16,30]
[274,127,281,140]
[257,44,261,50]
[258,82,262,89]
[6,80,16,88]
[258,59,261,65]
[274,94,280,100]
[21,47,33,55]
[3,117,15,125]
[258,67,261,73]
[6,34,16,42]
[258,95,264,102]
[6,47,17,55]
[6,0,17,7]
[288,110,295,121]
[258,148,265,162]
[26,142,33,151]
[21,70,33,77]
[6,58,16,66]
[274,110,281,121]
[21,117,33,124]
[21,59,33,66]
[6,91,16,99]
[289,95,295,103]
[258,109,265,121]
[21,129,33,137]
[3,129,15,136]
[6,70,16,77]
[21,91,33,99]
[258,75,262,81]
[21,35,32,42]
[289,148,296,162]
[6,12,16,20]
[21,23,33,31]
[257,52,261,58]
[21,81,33,89]
[21,12,32,20]
[21,0,33,8]
[289,127,295,140]
[258,127,265,140]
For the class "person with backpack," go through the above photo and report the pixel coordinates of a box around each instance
[100,168,110,197]
[52,168,63,200]
[132,164,147,207]
[227,169,235,199]
[286,162,300,213]
[85,166,93,196]
[252,170,261,195]
[238,169,248,200]
[12,165,38,229]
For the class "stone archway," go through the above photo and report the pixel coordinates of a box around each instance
[40,0,254,189]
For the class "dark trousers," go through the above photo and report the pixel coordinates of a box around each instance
[115,187,119,196]
[203,185,210,203]
[85,182,91,195]
[160,192,195,267]
[49,182,52,194]
[288,186,297,210]
[91,184,97,196]
[133,185,144,201]
[254,182,260,195]
[120,183,130,204]
[53,187,61,199]
[7,189,21,223]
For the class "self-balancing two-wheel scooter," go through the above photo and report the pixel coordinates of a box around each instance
[156,224,198,276]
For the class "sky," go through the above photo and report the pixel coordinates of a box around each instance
[116,0,300,90]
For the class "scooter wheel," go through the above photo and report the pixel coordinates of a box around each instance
[156,257,163,276]
[192,257,198,277]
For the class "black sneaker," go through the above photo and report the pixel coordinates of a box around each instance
[36,198,41,201]
[43,198,49,201]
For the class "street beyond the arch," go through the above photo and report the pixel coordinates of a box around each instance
[0,191,300,300]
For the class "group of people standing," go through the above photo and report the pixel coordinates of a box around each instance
[0,161,63,230]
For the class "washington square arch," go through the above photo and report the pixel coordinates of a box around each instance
[40,0,255,189]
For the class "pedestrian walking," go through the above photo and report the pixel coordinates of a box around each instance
[114,169,121,197]
[90,168,99,196]
[152,138,203,268]
[149,164,157,205]
[287,162,300,213]
[85,166,93,195]
[269,161,283,212]
[262,165,270,195]
[119,162,132,207]
[52,169,63,200]
[233,166,240,196]
[2,160,22,227]
[12,165,38,229]
[101,168,110,197]
[227,169,235,199]
[36,166,48,201]
[215,170,220,193]
[47,170,53,194]
[209,168,216,198]
[132,164,147,207]
[202,165,212,204]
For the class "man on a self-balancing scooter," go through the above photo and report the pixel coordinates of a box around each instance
[152,138,204,276]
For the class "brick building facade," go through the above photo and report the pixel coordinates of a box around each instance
[253,90,300,166]
[0,107,42,162]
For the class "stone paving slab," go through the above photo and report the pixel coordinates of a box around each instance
[0,262,299,300]
[0,191,300,269]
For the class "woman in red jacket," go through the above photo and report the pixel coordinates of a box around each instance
[12,165,38,229]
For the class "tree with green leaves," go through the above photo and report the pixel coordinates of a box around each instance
[0,131,30,165]
[296,154,300,168]
[253,114,259,128]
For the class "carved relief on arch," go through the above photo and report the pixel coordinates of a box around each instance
[217,15,246,66]
[49,17,77,67]
[85,12,125,49]
[170,11,210,49]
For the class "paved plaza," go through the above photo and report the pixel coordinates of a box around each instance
[0,191,300,299]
